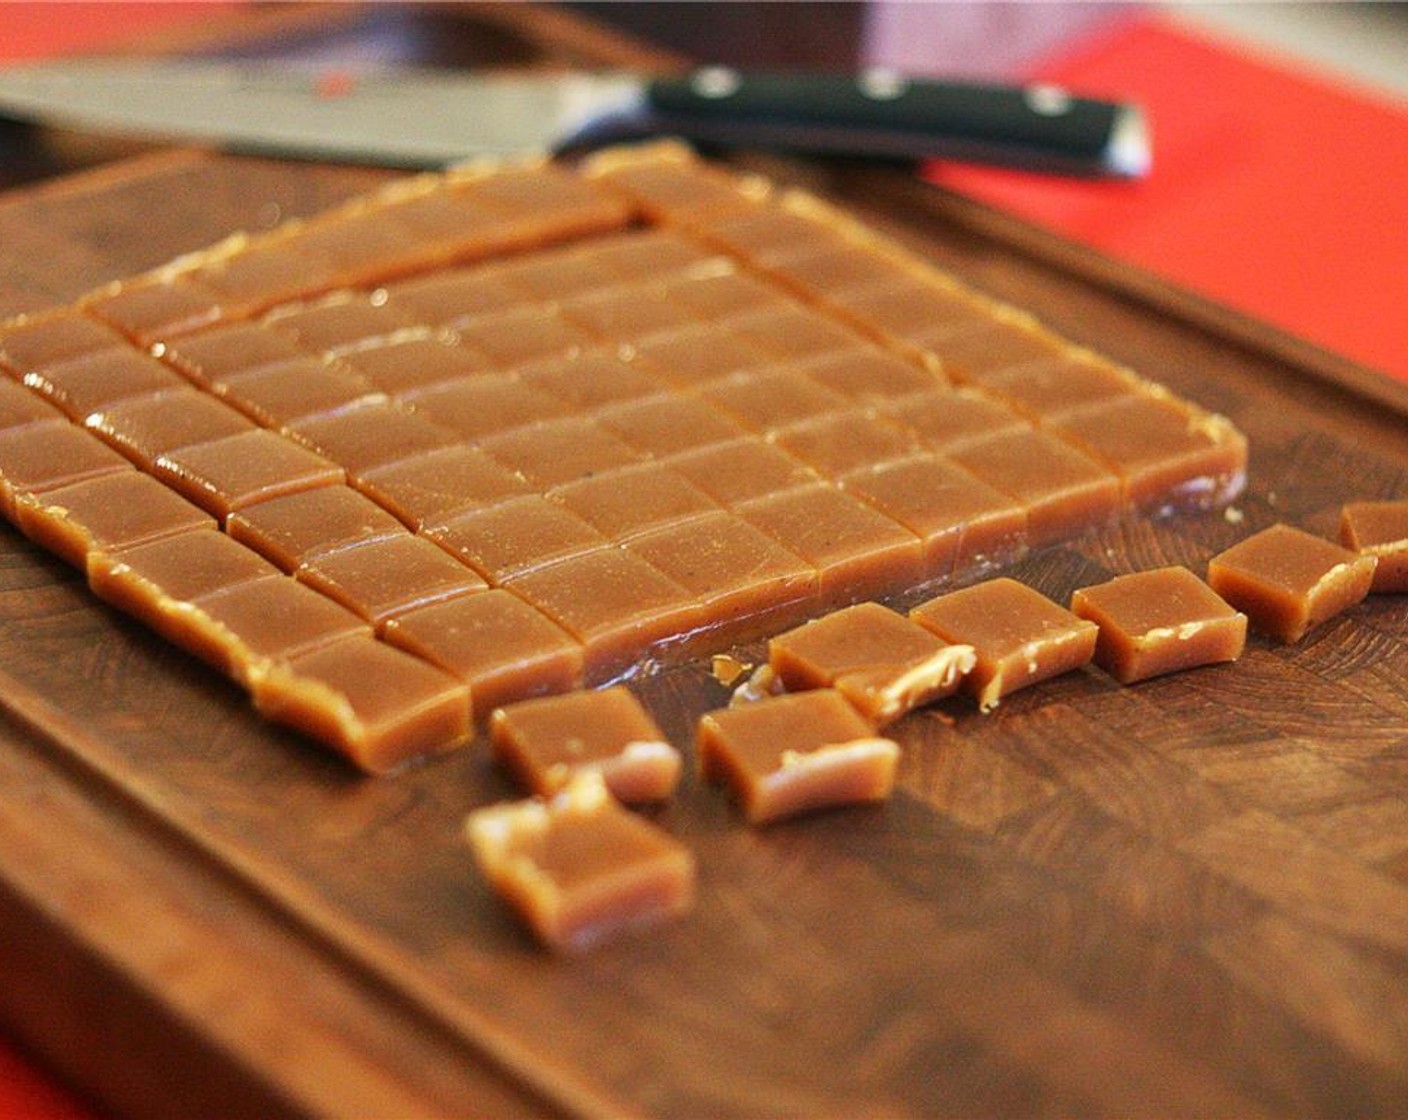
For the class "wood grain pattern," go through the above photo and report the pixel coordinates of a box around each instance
[2,142,1408,1118]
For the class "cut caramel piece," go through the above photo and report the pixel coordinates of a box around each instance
[152,429,343,520]
[595,394,744,457]
[286,401,456,475]
[218,358,383,428]
[771,409,915,477]
[489,686,681,802]
[295,534,488,627]
[478,416,642,489]
[1339,500,1408,593]
[156,322,307,385]
[972,355,1137,420]
[0,419,132,519]
[1071,567,1247,684]
[384,589,583,716]
[911,577,1098,711]
[83,276,224,345]
[1207,523,1377,643]
[549,464,718,542]
[262,292,416,353]
[630,324,769,387]
[464,772,696,952]
[666,437,819,507]
[403,374,570,440]
[769,602,976,725]
[14,470,215,569]
[0,311,124,375]
[24,346,186,421]
[700,370,849,433]
[336,334,490,396]
[878,388,1031,454]
[226,486,407,571]
[253,635,471,774]
[792,348,936,403]
[517,350,664,411]
[86,388,256,467]
[426,495,608,582]
[697,689,899,825]
[0,378,63,430]
[354,445,530,530]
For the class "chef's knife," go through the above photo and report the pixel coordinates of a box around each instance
[0,60,1150,178]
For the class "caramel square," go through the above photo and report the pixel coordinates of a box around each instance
[948,429,1121,547]
[166,575,372,683]
[355,445,530,529]
[492,248,616,301]
[723,307,861,362]
[505,548,700,681]
[25,346,187,421]
[464,772,695,951]
[0,378,63,431]
[827,278,984,341]
[195,242,342,315]
[286,401,456,475]
[772,410,915,477]
[489,686,681,802]
[697,689,899,825]
[579,229,713,280]
[629,325,769,388]
[666,437,819,507]
[550,464,718,541]
[0,419,133,519]
[383,265,522,327]
[1207,523,1377,643]
[263,293,418,354]
[625,511,819,648]
[701,370,849,433]
[86,388,256,468]
[877,388,1031,454]
[426,495,608,582]
[840,455,1028,578]
[517,350,663,411]
[736,484,923,606]
[478,417,641,489]
[917,319,1067,381]
[0,312,124,375]
[1052,393,1248,510]
[595,395,743,458]
[157,322,307,385]
[226,485,407,571]
[770,602,976,725]
[383,589,584,716]
[659,267,790,322]
[1340,500,1408,593]
[1071,566,1247,684]
[911,578,1098,711]
[559,288,697,342]
[253,635,471,774]
[14,470,215,569]
[153,429,343,520]
[335,335,490,397]
[973,356,1137,420]
[455,307,595,368]
[796,348,937,402]
[218,358,382,428]
[83,277,224,345]
[404,374,571,439]
[296,534,487,627]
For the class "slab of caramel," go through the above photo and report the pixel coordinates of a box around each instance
[768,602,976,725]
[383,589,584,718]
[1339,500,1408,593]
[0,419,133,519]
[152,429,344,521]
[1207,523,1377,643]
[489,686,681,803]
[1071,567,1247,684]
[910,577,1098,711]
[697,689,899,825]
[14,470,216,569]
[295,534,488,628]
[464,772,695,952]
[225,485,407,572]
[253,635,471,774]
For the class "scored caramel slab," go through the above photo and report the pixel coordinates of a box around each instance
[0,144,1246,768]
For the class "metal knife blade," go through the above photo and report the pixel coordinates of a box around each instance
[0,60,1150,178]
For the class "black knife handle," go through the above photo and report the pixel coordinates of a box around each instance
[642,68,1148,178]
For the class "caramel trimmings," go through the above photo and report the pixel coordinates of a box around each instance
[464,772,696,952]
[697,689,899,825]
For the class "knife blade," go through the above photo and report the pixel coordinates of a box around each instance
[0,60,1150,178]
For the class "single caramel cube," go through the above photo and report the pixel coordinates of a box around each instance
[0,419,133,519]
[262,292,416,353]
[384,590,583,718]
[700,370,849,433]
[218,358,383,428]
[478,416,642,489]
[1207,523,1377,643]
[454,306,596,368]
[549,464,718,542]
[878,388,1031,454]
[972,356,1136,420]
[286,401,456,475]
[86,388,257,468]
[24,346,186,421]
[354,445,530,530]
[382,265,521,327]
[595,394,745,457]
[722,306,860,363]
[697,689,899,825]
[771,410,916,478]
[464,772,696,952]
[152,429,344,520]
[914,319,1066,380]
[489,686,681,802]
[156,322,307,386]
[14,470,216,569]
[910,578,1098,711]
[0,378,63,431]
[796,348,936,402]
[336,335,490,397]
[295,534,487,627]
[0,312,124,375]
[227,485,408,572]
[404,374,570,440]
[1071,567,1247,684]
[630,324,770,387]
[426,495,608,582]
[253,635,471,774]
[1340,500,1408,593]
[517,350,664,411]
[768,602,975,725]
[83,276,225,345]
[196,241,343,314]
[736,484,923,607]
[665,437,819,507]
[559,287,697,342]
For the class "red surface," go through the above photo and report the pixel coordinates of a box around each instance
[0,3,242,62]
[929,11,1408,382]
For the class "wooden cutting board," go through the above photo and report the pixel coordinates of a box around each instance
[3,142,1408,1119]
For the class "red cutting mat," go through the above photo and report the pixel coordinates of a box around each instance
[930,11,1408,383]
